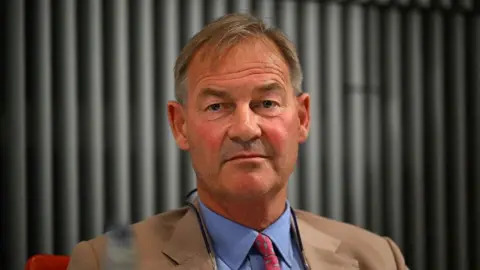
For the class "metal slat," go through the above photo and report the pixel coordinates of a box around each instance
[366,6,384,235]
[299,0,322,214]
[397,0,411,8]
[448,14,468,270]
[373,0,391,6]
[425,12,447,270]
[78,0,105,239]
[277,0,301,209]
[473,15,480,270]
[458,0,473,11]
[29,0,53,255]
[105,0,131,226]
[438,0,452,9]
[254,0,275,27]
[131,0,155,222]
[345,4,367,228]
[205,0,227,22]
[382,9,404,249]
[181,0,204,196]
[404,10,426,270]
[230,0,250,13]
[53,0,80,254]
[323,3,344,221]
[4,0,27,268]
[415,0,431,8]
[156,0,181,211]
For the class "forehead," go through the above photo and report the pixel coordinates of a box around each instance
[186,37,291,95]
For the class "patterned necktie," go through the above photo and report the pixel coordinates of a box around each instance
[253,233,281,270]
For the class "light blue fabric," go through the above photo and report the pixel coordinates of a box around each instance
[198,200,305,270]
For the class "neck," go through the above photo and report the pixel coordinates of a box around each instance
[197,187,288,231]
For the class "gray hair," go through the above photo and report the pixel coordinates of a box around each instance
[173,13,303,104]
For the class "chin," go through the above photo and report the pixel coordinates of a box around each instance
[221,173,279,199]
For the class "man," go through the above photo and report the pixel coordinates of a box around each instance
[68,13,407,270]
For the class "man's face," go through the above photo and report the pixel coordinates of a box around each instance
[168,38,310,201]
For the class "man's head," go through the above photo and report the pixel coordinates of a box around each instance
[167,13,310,202]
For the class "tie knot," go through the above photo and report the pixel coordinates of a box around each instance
[254,233,276,257]
[253,234,281,269]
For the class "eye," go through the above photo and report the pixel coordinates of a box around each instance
[206,103,223,112]
[254,100,280,109]
[261,100,277,108]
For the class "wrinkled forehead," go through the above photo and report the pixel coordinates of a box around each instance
[187,37,291,87]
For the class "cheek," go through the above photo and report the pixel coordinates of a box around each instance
[264,126,288,153]
[190,121,224,153]
[261,116,297,154]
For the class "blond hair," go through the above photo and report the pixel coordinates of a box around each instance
[174,13,303,104]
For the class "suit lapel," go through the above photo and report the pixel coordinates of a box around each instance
[297,214,360,269]
[162,202,214,269]
[162,204,359,269]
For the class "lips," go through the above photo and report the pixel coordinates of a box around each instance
[226,153,267,162]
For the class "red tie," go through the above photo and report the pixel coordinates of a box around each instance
[253,233,281,270]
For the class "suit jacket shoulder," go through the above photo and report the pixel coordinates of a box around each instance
[295,209,407,270]
[67,207,191,270]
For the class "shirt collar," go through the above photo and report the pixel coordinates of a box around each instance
[198,199,294,269]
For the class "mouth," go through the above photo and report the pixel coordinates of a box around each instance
[226,154,268,163]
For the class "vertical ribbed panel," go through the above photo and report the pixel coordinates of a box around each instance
[472,15,480,270]
[425,12,447,270]
[382,9,404,249]
[3,1,27,269]
[182,0,204,196]
[458,0,473,10]
[277,0,300,209]
[1,1,479,269]
[230,0,250,12]
[28,0,53,255]
[299,0,322,215]
[366,6,384,235]
[156,0,181,211]
[345,4,367,227]
[205,0,227,22]
[416,0,431,8]
[105,0,131,226]
[53,0,79,254]
[78,0,104,241]
[254,0,275,26]
[397,0,411,8]
[440,0,452,9]
[447,14,468,270]
[374,0,391,5]
[323,3,344,221]
[404,10,425,270]
[131,0,155,222]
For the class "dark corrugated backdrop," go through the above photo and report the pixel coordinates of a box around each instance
[1,0,479,269]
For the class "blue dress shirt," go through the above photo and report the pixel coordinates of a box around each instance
[198,200,305,270]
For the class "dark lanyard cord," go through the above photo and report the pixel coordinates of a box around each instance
[186,201,215,257]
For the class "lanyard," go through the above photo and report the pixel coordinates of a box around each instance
[184,189,310,270]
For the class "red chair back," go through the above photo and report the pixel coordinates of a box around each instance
[25,254,70,270]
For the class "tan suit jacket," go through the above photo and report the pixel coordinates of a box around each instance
[67,203,407,270]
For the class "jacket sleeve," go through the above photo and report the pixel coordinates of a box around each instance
[67,241,100,270]
[385,237,409,270]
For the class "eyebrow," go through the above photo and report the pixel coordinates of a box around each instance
[254,82,285,94]
[197,82,285,101]
[197,88,233,100]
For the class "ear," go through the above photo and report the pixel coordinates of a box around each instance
[296,93,310,143]
[167,101,190,150]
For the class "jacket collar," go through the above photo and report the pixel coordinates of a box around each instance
[162,200,359,269]
[297,217,359,269]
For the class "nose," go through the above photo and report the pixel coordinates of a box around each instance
[227,104,261,143]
